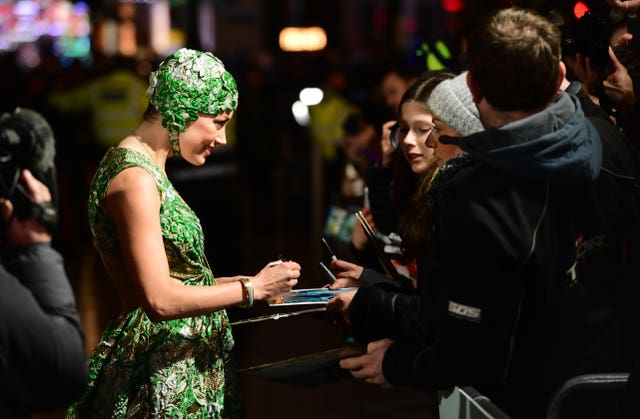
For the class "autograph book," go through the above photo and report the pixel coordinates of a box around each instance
[268,287,358,306]
[239,344,365,387]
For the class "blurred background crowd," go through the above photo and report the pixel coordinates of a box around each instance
[1,0,637,417]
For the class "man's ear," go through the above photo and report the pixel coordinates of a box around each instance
[467,71,483,104]
[557,61,568,92]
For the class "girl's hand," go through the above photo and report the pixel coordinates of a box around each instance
[329,259,364,285]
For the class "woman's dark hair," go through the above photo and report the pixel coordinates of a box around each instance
[142,104,161,122]
[392,70,455,257]
[396,70,457,115]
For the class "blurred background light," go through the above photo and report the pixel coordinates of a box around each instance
[291,100,311,126]
[573,1,590,19]
[299,87,323,106]
[279,26,327,52]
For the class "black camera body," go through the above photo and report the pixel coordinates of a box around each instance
[0,108,58,232]
[561,11,614,114]
[561,11,611,71]
[389,122,401,149]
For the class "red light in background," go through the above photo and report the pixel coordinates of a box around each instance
[441,0,465,13]
[573,1,590,19]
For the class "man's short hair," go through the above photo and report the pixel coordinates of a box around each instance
[466,7,561,111]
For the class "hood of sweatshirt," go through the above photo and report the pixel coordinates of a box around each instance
[440,91,602,184]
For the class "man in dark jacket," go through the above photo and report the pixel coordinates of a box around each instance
[0,111,88,417]
[331,7,640,419]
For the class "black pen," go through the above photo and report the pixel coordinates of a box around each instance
[268,254,288,267]
[321,237,338,262]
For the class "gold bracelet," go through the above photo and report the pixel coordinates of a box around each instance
[238,277,254,309]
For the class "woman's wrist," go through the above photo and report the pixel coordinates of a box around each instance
[217,275,243,284]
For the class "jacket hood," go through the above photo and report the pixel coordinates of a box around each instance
[440,92,602,184]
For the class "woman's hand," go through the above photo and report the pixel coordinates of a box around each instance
[251,260,300,301]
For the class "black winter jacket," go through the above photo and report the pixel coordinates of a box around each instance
[0,243,88,417]
[350,92,640,418]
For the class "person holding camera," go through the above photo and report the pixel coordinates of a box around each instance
[561,10,637,128]
[0,164,88,417]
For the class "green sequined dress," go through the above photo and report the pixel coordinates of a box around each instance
[66,147,242,418]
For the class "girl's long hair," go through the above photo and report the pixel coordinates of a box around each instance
[393,70,455,257]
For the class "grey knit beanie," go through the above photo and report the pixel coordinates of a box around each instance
[426,71,483,136]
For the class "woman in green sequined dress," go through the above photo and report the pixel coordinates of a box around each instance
[66,49,301,418]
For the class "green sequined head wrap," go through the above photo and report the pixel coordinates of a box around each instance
[147,48,239,155]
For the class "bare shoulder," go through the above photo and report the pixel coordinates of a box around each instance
[108,166,157,196]
[106,166,160,218]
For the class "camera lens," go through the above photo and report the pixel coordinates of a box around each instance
[390,123,401,149]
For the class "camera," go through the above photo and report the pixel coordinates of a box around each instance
[0,108,58,232]
[561,11,612,71]
[389,122,401,149]
[561,11,615,114]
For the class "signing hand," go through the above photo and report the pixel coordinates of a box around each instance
[251,260,301,300]
[339,338,394,388]
[328,259,364,288]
